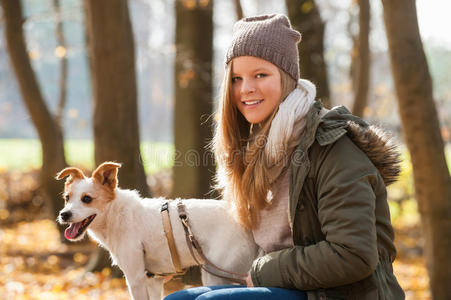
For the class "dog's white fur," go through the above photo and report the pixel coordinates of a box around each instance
[57,162,258,300]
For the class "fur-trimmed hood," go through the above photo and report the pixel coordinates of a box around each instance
[317,105,401,186]
[346,122,401,186]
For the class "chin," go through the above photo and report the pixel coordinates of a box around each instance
[242,115,264,124]
[240,110,273,125]
[244,115,270,125]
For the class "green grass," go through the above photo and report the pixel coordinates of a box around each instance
[0,139,174,174]
[0,139,42,171]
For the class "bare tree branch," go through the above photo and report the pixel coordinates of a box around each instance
[351,0,370,117]
[53,0,68,127]
[234,0,244,20]
[1,0,67,239]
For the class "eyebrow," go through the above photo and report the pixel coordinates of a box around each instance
[232,68,271,76]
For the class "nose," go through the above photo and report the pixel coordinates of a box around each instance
[60,211,72,222]
[241,79,256,95]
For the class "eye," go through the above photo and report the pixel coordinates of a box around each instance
[231,76,241,83]
[256,73,267,79]
[65,195,69,202]
[82,195,93,204]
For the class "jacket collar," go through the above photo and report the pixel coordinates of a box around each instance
[316,105,369,146]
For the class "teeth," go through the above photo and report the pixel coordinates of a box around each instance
[81,215,94,226]
[244,100,262,105]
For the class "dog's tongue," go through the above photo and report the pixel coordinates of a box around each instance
[65,222,82,239]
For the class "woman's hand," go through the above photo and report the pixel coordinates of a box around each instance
[246,274,254,287]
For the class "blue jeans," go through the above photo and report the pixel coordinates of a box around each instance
[164,285,307,300]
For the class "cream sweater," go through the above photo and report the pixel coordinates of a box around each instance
[252,166,293,253]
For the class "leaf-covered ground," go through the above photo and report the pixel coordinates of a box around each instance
[0,219,129,300]
[0,170,431,299]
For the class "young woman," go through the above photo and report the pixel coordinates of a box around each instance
[166,14,404,300]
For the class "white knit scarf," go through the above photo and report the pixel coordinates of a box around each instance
[265,79,317,185]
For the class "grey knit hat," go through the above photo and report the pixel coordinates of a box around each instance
[225,14,302,80]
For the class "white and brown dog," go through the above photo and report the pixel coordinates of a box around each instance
[56,162,258,300]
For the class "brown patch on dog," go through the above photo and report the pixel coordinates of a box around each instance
[90,162,122,202]
[92,162,121,190]
[57,162,122,204]
[91,178,116,203]
[56,167,86,189]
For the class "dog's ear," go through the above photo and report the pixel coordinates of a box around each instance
[56,167,85,181]
[92,162,122,189]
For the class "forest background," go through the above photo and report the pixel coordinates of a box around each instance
[0,0,450,299]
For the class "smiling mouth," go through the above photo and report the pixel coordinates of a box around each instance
[64,214,96,240]
[243,99,263,106]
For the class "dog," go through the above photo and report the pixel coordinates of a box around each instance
[56,162,258,300]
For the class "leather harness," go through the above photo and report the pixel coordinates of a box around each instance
[145,200,247,285]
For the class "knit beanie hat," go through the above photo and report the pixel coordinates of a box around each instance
[225,14,302,80]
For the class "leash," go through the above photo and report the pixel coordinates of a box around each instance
[176,200,248,285]
[160,201,185,274]
[146,201,187,279]
[148,200,247,285]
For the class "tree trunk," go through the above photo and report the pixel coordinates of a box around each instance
[1,0,67,237]
[173,0,215,199]
[173,0,215,285]
[351,0,370,118]
[234,0,244,20]
[53,0,68,126]
[382,1,451,299]
[83,0,150,274]
[285,0,331,108]
[84,0,149,197]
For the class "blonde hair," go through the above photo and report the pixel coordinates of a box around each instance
[212,61,296,229]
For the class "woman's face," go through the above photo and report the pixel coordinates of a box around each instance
[231,56,282,124]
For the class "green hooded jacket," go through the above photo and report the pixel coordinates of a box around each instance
[250,101,405,300]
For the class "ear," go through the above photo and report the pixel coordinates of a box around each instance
[92,162,122,189]
[56,167,85,181]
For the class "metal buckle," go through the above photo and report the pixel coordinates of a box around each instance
[188,235,197,249]
[146,270,155,278]
[161,202,169,212]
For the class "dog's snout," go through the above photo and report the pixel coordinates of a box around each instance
[60,211,72,222]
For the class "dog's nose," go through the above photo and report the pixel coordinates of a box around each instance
[60,211,72,222]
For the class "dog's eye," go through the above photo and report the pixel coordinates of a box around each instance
[65,195,69,202]
[82,195,93,204]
